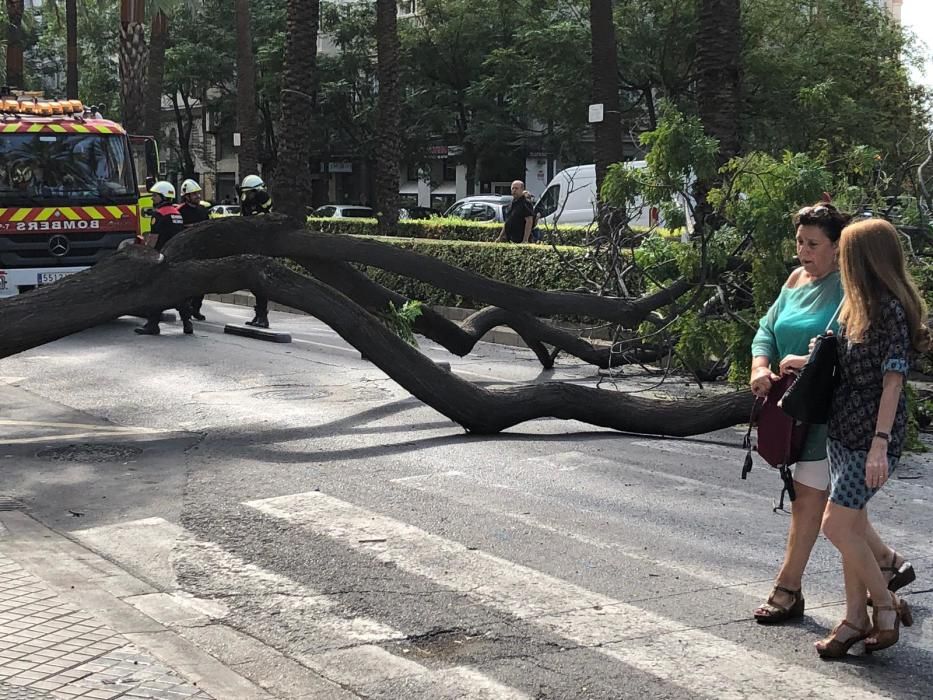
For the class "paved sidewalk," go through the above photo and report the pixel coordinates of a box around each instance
[0,543,211,700]
[0,507,276,700]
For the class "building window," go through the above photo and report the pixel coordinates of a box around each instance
[405,162,419,181]
[442,158,456,182]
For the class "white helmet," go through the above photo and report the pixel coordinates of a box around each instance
[180,179,202,196]
[150,181,175,200]
[240,174,265,192]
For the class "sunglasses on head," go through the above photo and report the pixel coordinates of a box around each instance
[797,205,830,217]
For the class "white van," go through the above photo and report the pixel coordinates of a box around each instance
[534,161,663,230]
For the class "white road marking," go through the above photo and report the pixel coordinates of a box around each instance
[390,470,465,483]
[247,491,894,700]
[74,517,529,698]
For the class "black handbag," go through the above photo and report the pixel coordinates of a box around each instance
[779,299,844,425]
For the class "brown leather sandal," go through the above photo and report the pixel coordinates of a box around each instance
[868,551,916,606]
[754,585,804,624]
[865,593,913,653]
[815,620,871,659]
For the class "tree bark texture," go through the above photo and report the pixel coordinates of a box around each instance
[272,0,320,222]
[235,0,260,179]
[589,0,625,231]
[374,0,402,235]
[119,0,148,133]
[143,10,169,140]
[696,0,741,166]
[5,0,24,88]
[65,0,78,99]
[0,226,754,437]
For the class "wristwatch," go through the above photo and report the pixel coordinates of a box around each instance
[874,431,890,442]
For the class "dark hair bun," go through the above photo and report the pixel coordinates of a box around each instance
[793,202,850,242]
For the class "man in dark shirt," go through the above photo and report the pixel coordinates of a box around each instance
[135,181,193,336]
[179,179,211,320]
[498,180,535,244]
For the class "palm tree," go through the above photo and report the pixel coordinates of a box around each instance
[6,0,25,88]
[589,0,624,230]
[66,0,78,99]
[143,8,169,138]
[696,0,740,167]
[235,0,259,179]
[271,0,320,221]
[374,0,401,235]
[119,0,148,133]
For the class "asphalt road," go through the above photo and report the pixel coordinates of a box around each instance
[2,301,932,699]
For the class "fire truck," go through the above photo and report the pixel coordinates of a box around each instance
[0,95,158,298]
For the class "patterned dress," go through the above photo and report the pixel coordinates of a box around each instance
[826,296,912,509]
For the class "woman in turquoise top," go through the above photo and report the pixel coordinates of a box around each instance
[749,203,914,624]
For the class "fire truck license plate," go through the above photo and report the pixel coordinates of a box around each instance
[37,271,73,285]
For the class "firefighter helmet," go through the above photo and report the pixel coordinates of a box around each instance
[150,181,176,201]
[240,174,265,192]
[180,179,202,196]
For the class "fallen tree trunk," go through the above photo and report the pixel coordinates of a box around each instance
[0,247,753,436]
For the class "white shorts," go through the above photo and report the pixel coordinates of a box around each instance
[794,459,830,491]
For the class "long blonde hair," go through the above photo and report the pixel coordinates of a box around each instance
[838,219,930,352]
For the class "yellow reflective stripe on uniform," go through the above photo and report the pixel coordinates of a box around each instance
[83,207,105,220]
[105,206,123,218]
[10,209,30,222]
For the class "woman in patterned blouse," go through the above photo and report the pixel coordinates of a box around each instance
[815,218,930,658]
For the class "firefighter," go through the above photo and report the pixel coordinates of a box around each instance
[135,181,193,336]
[238,174,273,328]
[179,178,210,320]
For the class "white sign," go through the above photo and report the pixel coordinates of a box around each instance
[588,103,604,123]
[328,162,353,173]
[233,132,241,147]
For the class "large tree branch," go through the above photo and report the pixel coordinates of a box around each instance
[0,250,753,436]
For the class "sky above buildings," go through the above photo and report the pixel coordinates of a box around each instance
[902,0,933,85]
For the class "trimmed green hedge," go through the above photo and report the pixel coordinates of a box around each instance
[357,236,598,309]
[308,216,594,246]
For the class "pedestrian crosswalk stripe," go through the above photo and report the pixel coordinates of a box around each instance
[247,491,893,700]
[73,517,530,699]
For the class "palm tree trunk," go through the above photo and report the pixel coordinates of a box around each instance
[143,10,169,139]
[589,0,625,231]
[65,0,78,99]
[5,0,24,88]
[235,0,260,180]
[374,0,401,235]
[271,0,320,222]
[119,0,148,133]
[696,0,740,166]
[693,0,741,234]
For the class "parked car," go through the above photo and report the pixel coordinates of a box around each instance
[310,204,376,218]
[443,195,514,223]
[209,204,241,219]
[400,206,440,220]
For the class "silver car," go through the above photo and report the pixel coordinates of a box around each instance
[310,204,376,218]
[443,195,514,223]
